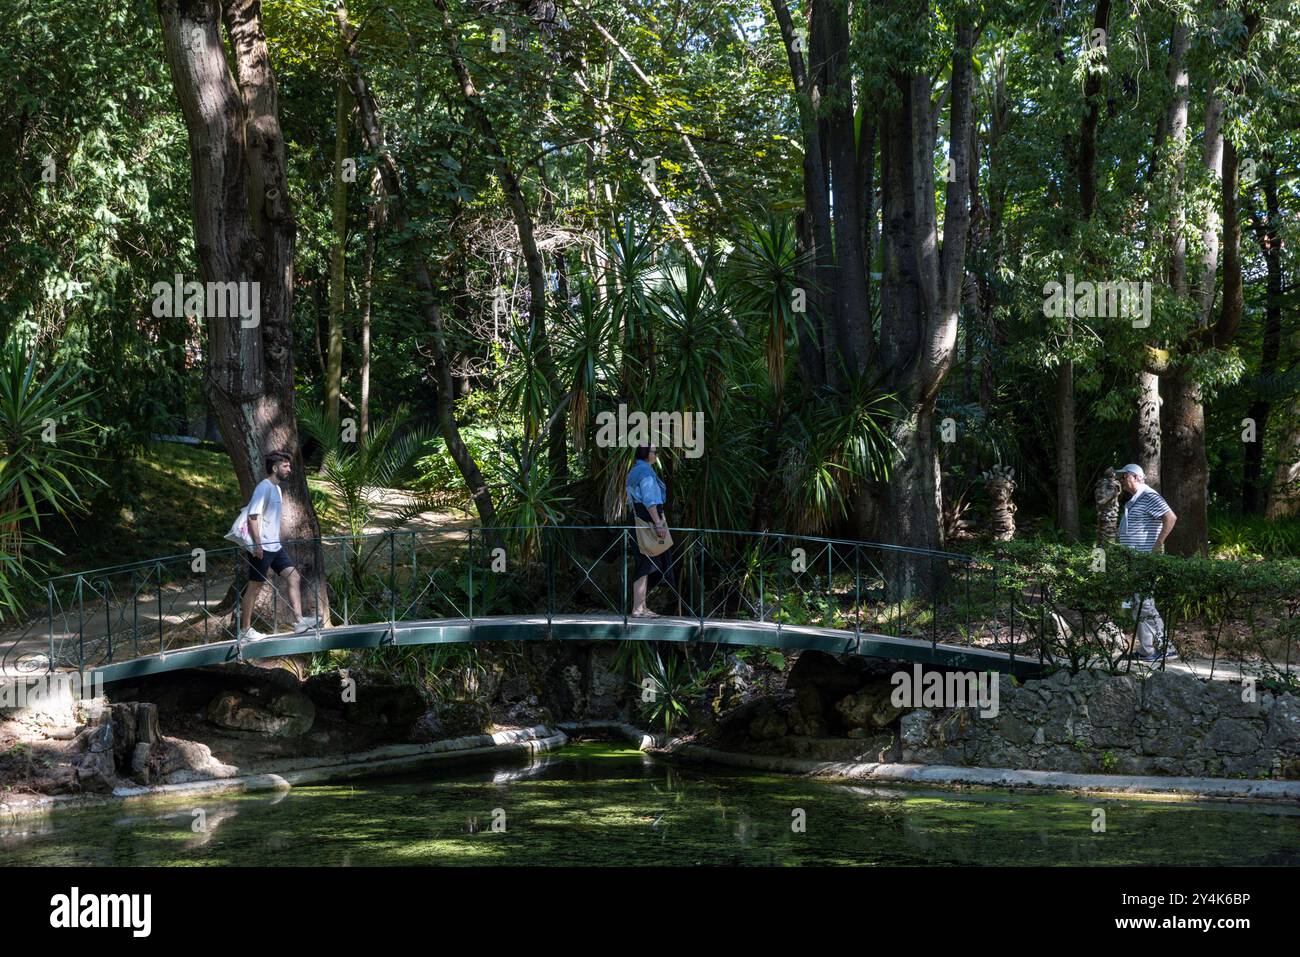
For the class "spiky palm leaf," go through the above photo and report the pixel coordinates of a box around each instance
[301,404,440,541]
[725,214,813,394]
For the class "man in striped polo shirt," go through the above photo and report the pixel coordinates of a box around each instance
[1115,464,1178,662]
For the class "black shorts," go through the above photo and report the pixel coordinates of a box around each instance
[246,548,294,583]
[631,503,672,585]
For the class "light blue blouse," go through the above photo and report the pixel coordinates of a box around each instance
[626,460,666,509]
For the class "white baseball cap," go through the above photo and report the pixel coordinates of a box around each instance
[1115,463,1145,481]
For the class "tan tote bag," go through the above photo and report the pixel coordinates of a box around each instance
[635,516,672,557]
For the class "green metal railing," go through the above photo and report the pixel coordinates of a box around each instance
[31,525,1049,674]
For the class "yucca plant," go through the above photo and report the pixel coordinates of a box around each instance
[725,213,813,394]
[557,281,615,453]
[598,217,661,380]
[778,376,899,533]
[0,335,103,616]
[501,320,554,444]
[653,252,733,419]
[494,441,572,562]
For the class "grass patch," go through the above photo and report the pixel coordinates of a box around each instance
[39,442,345,579]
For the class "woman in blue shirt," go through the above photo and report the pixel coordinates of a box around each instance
[627,445,670,616]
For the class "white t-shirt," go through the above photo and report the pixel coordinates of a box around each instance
[247,479,284,551]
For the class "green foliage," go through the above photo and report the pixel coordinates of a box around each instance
[0,337,104,616]
[302,404,440,539]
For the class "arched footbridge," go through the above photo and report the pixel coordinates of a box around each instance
[9,526,1053,684]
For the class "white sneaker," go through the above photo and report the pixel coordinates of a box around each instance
[292,616,321,634]
[239,627,268,642]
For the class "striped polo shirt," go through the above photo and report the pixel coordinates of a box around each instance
[1117,485,1170,552]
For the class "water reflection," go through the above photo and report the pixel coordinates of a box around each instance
[0,744,1296,867]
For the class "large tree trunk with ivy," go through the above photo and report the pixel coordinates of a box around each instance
[877,10,975,593]
[1161,13,1257,555]
[157,0,325,613]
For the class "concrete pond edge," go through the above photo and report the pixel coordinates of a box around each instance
[663,742,1300,805]
[0,725,567,821]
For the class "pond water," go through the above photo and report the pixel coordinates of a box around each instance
[2,743,1297,866]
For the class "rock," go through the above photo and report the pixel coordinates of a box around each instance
[135,702,160,744]
[785,651,875,696]
[303,670,350,708]
[1264,694,1300,753]
[409,711,445,743]
[130,742,153,784]
[1202,717,1261,755]
[586,646,626,719]
[899,710,935,747]
[159,737,238,784]
[108,702,139,768]
[204,689,315,737]
[748,706,788,741]
[1087,675,1139,727]
[788,686,828,736]
[435,699,491,738]
[834,685,903,731]
[344,683,425,730]
[499,674,531,702]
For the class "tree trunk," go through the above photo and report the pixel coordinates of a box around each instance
[1244,166,1280,512]
[773,0,832,389]
[876,9,975,591]
[1057,0,1109,542]
[1136,370,1162,490]
[1266,399,1300,519]
[1161,366,1208,555]
[359,171,378,438]
[157,0,325,613]
[325,78,350,425]
[1161,91,1224,557]
[818,0,871,373]
[1134,18,1189,492]
[1056,357,1080,538]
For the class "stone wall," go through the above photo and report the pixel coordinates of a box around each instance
[706,652,1300,780]
[900,669,1300,779]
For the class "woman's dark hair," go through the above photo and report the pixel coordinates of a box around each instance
[265,450,292,474]
[635,446,653,462]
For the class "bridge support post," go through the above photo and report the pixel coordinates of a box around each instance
[697,535,704,640]
[104,578,111,664]
[854,545,862,654]
[156,562,164,658]
[546,526,554,637]
[76,576,85,672]
[46,581,55,673]
[388,531,397,625]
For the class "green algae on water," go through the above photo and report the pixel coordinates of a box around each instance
[0,745,1296,867]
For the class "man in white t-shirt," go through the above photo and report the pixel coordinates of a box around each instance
[239,450,319,641]
[1114,463,1178,663]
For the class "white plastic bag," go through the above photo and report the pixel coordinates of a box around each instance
[224,506,255,550]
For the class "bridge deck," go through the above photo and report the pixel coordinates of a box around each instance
[77,614,1049,683]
